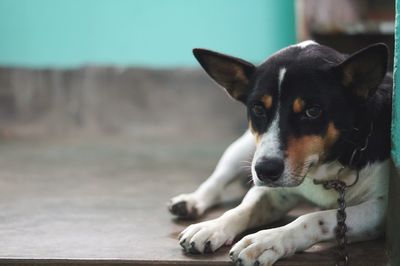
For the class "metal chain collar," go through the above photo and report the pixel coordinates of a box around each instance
[313,123,373,266]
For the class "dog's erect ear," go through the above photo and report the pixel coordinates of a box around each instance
[193,48,255,102]
[335,43,388,99]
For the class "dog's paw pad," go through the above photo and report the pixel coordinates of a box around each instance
[235,258,243,266]
[229,229,293,266]
[204,240,212,254]
[179,238,186,248]
[179,219,234,254]
[188,242,200,254]
[169,201,188,216]
[168,193,203,219]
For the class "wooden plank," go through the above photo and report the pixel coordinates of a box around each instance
[387,1,400,265]
[0,136,386,266]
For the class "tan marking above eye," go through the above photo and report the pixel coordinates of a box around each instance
[293,98,305,113]
[325,122,340,147]
[261,95,273,109]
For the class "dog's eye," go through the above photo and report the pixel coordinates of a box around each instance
[252,104,266,117]
[305,106,322,119]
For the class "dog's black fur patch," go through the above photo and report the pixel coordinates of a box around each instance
[194,42,391,171]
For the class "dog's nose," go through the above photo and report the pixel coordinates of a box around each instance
[255,157,284,182]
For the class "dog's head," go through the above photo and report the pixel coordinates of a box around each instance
[193,41,388,187]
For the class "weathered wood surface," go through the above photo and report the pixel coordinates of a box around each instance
[0,136,387,266]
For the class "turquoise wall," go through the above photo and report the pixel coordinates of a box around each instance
[393,0,400,166]
[0,0,295,68]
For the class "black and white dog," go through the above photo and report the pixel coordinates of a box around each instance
[169,41,392,266]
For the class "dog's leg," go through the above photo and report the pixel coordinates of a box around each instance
[230,198,386,266]
[179,186,299,253]
[168,130,255,218]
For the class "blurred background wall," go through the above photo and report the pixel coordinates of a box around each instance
[0,0,296,139]
[0,0,295,68]
[0,0,395,141]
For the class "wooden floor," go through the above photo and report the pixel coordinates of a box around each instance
[0,135,387,266]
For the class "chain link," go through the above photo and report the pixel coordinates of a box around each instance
[320,179,350,266]
[313,123,373,266]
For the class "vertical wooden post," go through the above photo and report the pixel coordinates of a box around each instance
[387,1,400,265]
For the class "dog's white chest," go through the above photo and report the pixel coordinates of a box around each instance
[293,160,390,209]
[293,178,339,208]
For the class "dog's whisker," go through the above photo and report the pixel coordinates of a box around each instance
[246,176,254,185]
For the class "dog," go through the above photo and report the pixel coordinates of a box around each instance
[168,40,392,266]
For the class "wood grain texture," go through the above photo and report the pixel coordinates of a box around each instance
[0,136,386,266]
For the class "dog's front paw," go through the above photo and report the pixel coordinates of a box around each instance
[229,227,295,266]
[168,193,210,219]
[179,219,235,254]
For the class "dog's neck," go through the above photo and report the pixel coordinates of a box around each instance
[328,74,392,170]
